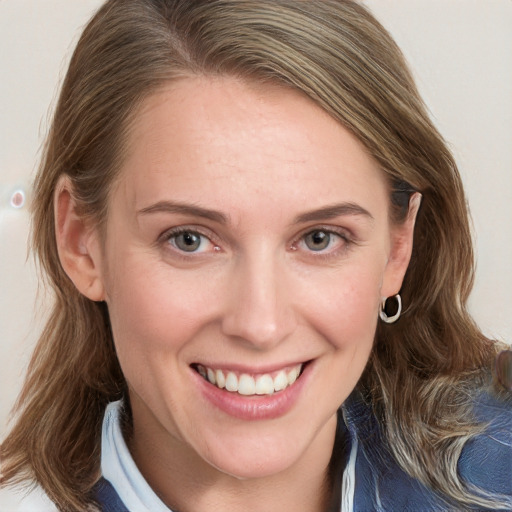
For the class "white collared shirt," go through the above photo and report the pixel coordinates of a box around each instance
[101,400,356,512]
[0,401,356,511]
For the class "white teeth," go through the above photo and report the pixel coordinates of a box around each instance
[255,374,274,395]
[197,363,303,396]
[287,368,298,385]
[238,374,256,395]
[273,370,288,392]
[225,372,238,392]
[215,369,226,389]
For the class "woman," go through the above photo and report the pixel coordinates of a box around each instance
[1,0,511,511]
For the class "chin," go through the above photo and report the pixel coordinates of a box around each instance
[203,438,307,480]
[185,409,336,482]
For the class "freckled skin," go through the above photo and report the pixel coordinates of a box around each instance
[95,77,415,511]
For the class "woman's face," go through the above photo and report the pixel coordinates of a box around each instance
[93,77,414,481]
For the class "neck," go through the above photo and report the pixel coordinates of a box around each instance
[127,401,341,512]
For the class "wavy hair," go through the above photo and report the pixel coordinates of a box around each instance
[1,1,506,510]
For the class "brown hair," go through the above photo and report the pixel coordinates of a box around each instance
[1,1,506,510]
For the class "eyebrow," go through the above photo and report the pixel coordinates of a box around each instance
[137,200,373,225]
[293,203,373,224]
[137,201,229,224]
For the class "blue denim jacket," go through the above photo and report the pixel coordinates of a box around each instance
[94,388,512,512]
[341,387,512,511]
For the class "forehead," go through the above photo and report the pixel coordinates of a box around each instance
[113,76,388,219]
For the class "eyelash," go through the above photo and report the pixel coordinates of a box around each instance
[159,226,221,257]
[158,225,354,259]
[290,226,354,260]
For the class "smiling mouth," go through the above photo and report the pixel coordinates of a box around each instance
[192,363,306,397]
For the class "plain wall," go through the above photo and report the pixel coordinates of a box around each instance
[1,0,511,438]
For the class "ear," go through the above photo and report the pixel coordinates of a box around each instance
[381,193,422,298]
[54,176,105,301]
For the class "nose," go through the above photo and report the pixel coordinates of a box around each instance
[221,249,297,350]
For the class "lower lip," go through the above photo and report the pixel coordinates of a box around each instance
[193,363,311,421]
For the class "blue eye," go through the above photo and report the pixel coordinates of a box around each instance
[170,231,208,252]
[304,230,332,251]
[303,229,345,252]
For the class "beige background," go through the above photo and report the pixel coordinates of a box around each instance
[1,0,511,439]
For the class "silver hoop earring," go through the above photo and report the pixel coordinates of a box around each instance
[379,294,402,324]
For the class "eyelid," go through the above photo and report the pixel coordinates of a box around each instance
[292,225,353,244]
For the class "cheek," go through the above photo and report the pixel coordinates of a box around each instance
[298,263,382,349]
[104,264,222,425]
[104,254,217,366]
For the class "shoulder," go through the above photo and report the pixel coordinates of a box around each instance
[0,483,58,512]
[345,385,512,510]
[458,387,512,501]
[470,385,512,426]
